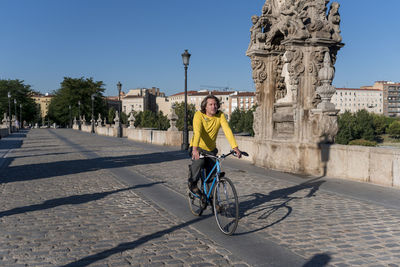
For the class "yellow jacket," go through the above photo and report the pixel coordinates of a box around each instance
[190,110,238,151]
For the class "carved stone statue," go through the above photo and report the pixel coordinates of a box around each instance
[128,112,135,129]
[97,113,103,126]
[247,0,343,174]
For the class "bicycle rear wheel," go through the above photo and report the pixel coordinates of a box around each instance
[187,189,204,216]
[213,177,239,235]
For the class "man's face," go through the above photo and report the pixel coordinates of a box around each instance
[205,98,218,116]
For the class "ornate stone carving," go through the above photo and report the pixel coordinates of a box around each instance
[247,0,343,55]
[128,112,136,129]
[2,113,7,125]
[328,2,342,42]
[114,111,120,128]
[310,110,339,143]
[168,105,178,131]
[97,113,103,126]
[251,56,268,85]
[316,52,336,111]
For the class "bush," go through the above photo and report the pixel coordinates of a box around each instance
[348,139,377,147]
[336,110,376,144]
[388,121,400,138]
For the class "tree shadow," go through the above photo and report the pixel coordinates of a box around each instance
[0,182,164,218]
[303,253,331,267]
[60,215,211,267]
[0,150,188,184]
[236,177,325,235]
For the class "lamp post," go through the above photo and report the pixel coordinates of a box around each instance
[69,105,72,128]
[19,104,22,129]
[78,100,81,131]
[117,81,122,138]
[13,98,18,130]
[7,92,11,132]
[181,49,191,150]
[91,94,95,133]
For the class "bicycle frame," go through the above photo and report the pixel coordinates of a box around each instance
[201,158,221,201]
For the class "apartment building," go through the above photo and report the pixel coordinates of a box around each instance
[331,88,383,114]
[331,81,400,117]
[168,90,256,119]
[31,93,54,118]
[121,87,165,114]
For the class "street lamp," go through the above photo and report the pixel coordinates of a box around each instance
[91,94,95,133]
[7,92,11,132]
[181,49,191,150]
[69,105,72,128]
[19,104,22,129]
[14,99,17,128]
[78,100,81,131]
[117,81,122,138]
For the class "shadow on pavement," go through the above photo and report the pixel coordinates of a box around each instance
[0,182,164,218]
[303,253,331,267]
[60,215,210,267]
[236,177,325,235]
[0,150,188,184]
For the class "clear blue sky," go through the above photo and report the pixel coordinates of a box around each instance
[0,0,399,96]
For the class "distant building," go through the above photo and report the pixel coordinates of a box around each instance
[331,87,383,114]
[169,90,256,120]
[374,81,400,117]
[122,87,165,114]
[31,93,54,118]
[331,81,400,117]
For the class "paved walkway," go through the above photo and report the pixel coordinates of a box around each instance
[1,129,400,266]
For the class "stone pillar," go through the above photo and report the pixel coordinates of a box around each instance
[168,105,178,131]
[246,0,343,174]
[97,113,103,127]
[114,111,120,128]
[128,112,135,129]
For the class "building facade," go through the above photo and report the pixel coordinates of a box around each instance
[331,88,383,114]
[31,93,54,119]
[122,87,165,114]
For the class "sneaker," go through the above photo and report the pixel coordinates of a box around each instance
[188,182,201,196]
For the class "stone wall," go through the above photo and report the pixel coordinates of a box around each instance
[0,127,9,138]
[72,126,400,189]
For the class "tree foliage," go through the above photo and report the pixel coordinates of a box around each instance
[133,110,170,130]
[47,77,107,126]
[172,102,196,131]
[0,79,38,125]
[228,106,255,136]
[388,121,400,138]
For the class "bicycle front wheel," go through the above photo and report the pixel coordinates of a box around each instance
[213,177,239,235]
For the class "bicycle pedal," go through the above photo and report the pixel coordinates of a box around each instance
[219,172,225,177]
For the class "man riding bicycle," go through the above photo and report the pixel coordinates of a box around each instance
[188,95,242,195]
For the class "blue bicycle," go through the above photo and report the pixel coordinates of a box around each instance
[187,150,248,235]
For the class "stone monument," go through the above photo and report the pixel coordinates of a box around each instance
[247,0,343,174]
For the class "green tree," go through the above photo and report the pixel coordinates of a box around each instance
[108,107,116,125]
[388,121,400,138]
[372,114,388,135]
[173,102,196,131]
[336,111,356,145]
[0,79,38,126]
[133,110,170,130]
[228,106,255,136]
[48,77,107,126]
[354,109,375,141]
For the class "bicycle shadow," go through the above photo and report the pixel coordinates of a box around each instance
[236,177,325,235]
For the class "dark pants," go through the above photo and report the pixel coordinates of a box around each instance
[188,148,217,187]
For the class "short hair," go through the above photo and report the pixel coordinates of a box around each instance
[201,95,220,114]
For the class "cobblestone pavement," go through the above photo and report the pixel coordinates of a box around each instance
[49,129,400,267]
[0,130,249,267]
[2,129,400,266]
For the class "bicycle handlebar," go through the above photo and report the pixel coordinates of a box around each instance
[200,150,249,159]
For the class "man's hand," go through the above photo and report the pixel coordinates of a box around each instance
[192,147,200,160]
[233,147,242,158]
